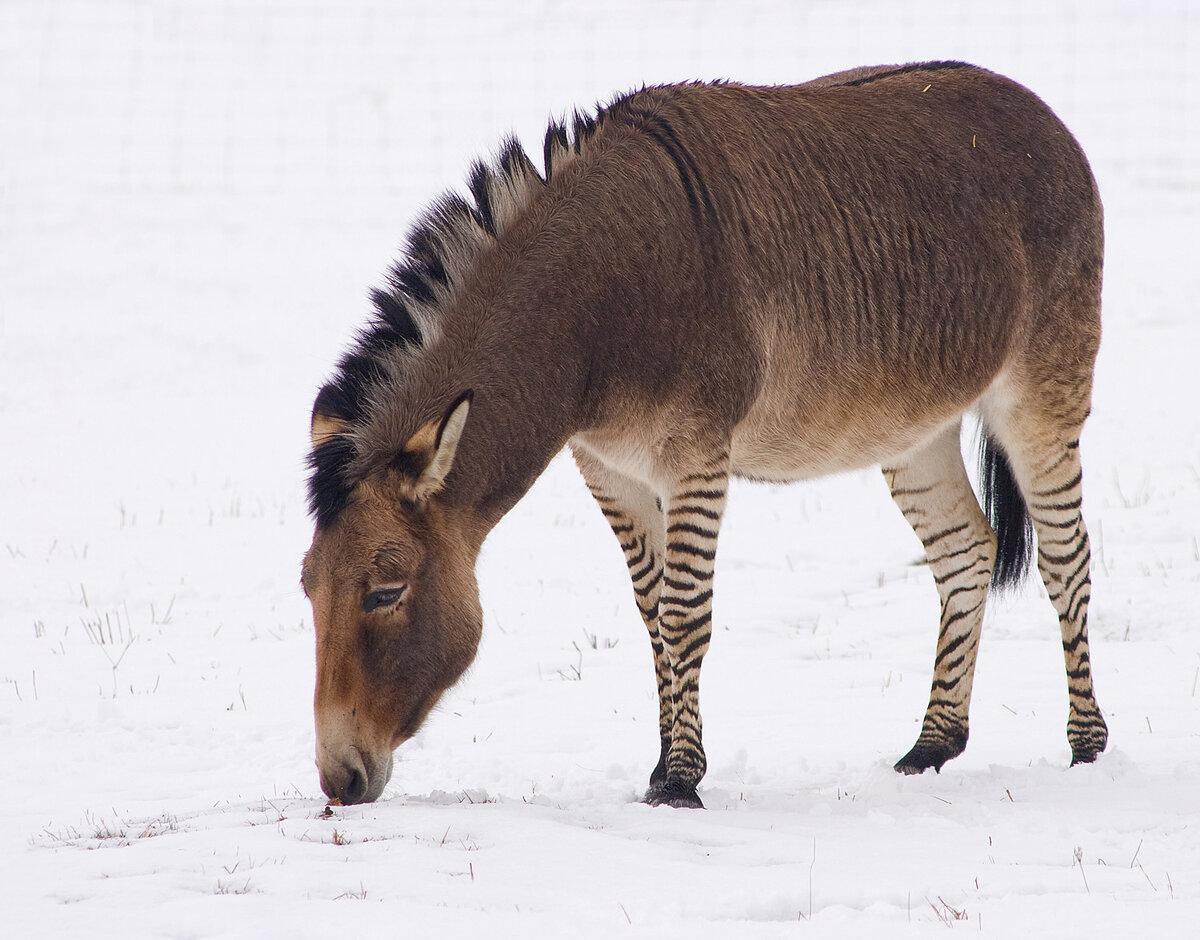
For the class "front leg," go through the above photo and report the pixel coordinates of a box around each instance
[571,449,675,797]
[645,452,730,808]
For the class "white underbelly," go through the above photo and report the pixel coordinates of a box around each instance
[729,407,965,482]
[573,386,976,489]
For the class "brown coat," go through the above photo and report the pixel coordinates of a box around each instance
[304,62,1106,806]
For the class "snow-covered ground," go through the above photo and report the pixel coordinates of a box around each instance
[2,1,1198,936]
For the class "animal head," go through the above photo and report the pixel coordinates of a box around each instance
[303,391,482,804]
[299,122,596,805]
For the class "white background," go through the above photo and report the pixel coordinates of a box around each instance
[2,1,1198,936]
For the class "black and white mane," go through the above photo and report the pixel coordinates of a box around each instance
[307,111,607,528]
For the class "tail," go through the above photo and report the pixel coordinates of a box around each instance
[978,433,1034,591]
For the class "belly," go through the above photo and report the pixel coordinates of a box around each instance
[573,351,994,488]
[729,385,972,482]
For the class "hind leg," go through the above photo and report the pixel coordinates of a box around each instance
[987,411,1108,764]
[884,422,998,774]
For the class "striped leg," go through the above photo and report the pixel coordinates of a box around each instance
[885,423,997,774]
[570,450,674,792]
[651,451,730,807]
[1002,435,1108,764]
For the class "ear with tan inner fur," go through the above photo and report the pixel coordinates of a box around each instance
[405,391,473,502]
[311,384,352,450]
[311,410,349,450]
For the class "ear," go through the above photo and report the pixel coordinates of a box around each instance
[311,385,350,450]
[311,411,349,450]
[404,391,473,502]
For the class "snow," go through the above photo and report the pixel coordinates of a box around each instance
[2,0,1198,936]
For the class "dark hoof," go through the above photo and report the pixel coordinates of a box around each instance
[648,743,669,790]
[1069,716,1108,766]
[644,781,704,809]
[894,735,966,775]
[1069,733,1107,766]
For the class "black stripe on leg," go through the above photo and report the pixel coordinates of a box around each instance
[932,555,992,585]
[673,626,713,666]
[664,560,714,581]
[677,488,727,501]
[933,630,971,665]
[1039,539,1088,567]
[1032,471,1083,499]
[672,504,722,520]
[630,552,658,584]
[667,522,720,540]
[660,588,714,610]
[920,523,971,550]
[633,568,663,597]
[666,541,717,561]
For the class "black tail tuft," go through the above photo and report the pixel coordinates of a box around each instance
[979,434,1034,592]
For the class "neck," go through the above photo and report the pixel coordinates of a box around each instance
[412,268,594,534]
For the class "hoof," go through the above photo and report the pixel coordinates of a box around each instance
[894,754,941,776]
[1069,716,1108,766]
[644,781,704,809]
[1069,734,1107,766]
[894,735,966,776]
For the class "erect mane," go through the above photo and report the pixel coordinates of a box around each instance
[307,112,603,528]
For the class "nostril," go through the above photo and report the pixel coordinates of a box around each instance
[342,764,368,804]
[319,749,372,805]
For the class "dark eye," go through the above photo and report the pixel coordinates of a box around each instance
[363,585,407,613]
